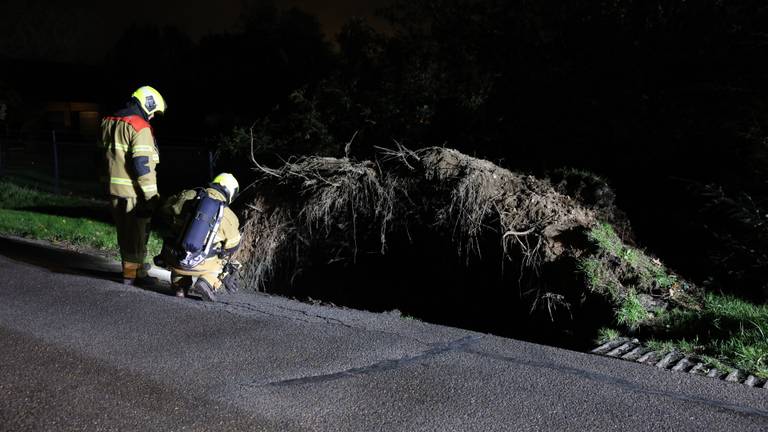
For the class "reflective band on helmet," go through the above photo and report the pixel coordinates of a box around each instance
[110,177,134,186]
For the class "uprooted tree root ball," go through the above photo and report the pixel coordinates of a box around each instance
[234,147,701,343]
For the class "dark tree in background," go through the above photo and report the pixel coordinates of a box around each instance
[218,0,768,299]
[195,2,333,129]
[0,0,83,62]
[101,1,334,139]
[104,25,195,132]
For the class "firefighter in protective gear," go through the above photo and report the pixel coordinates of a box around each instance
[99,85,166,284]
[155,173,241,301]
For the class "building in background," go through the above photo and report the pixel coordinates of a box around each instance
[44,101,101,140]
[0,57,104,139]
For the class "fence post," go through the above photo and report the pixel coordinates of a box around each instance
[0,124,9,176]
[0,127,4,176]
[52,130,60,194]
[208,150,214,180]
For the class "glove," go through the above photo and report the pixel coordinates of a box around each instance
[220,260,242,293]
[153,242,174,268]
[136,195,160,218]
[150,210,173,238]
[222,273,239,293]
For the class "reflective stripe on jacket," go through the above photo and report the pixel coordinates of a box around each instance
[99,114,160,199]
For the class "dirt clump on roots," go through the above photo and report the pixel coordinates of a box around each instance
[547,168,634,244]
[234,147,700,346]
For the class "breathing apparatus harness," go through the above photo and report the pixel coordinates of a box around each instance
[175,187,227,270]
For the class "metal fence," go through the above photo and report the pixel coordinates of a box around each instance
[0,128,217,197]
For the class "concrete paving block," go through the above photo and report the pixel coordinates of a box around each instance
[620,346,647,361]
[655,352,680,369]
[671,357,694,372]
[591,338,627,355]
[689,363,708,375]
[744,375,760,387]
[636,351,658,364]
[606,342,635,358]
[725,370,741,383]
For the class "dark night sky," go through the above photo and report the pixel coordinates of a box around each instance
[109,0,390,40]
[0,0,390,64]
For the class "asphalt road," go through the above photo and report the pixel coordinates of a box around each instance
[0,237,766,431]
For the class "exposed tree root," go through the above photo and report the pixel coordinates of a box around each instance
[233,146,701,337]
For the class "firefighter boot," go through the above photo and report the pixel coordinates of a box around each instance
[192,278,217,302]
[122,261,143,285]
[171,274,192,298]
[172,283,190,298]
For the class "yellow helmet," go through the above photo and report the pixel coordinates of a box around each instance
[212,173,239,204]
[131,85,166,117]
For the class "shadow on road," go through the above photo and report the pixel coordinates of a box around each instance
[0,236,176,297]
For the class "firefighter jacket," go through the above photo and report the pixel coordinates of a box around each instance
[99,113,159,200]
[159,187,241,262]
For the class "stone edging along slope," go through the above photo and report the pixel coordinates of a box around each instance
[592,338,767,390]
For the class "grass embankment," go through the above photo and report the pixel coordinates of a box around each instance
[0,180,161,259]
[647,294,768,378]
[586,223,768,378]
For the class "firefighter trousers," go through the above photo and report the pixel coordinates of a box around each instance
[170,257,224,292]
[110,196,151,279]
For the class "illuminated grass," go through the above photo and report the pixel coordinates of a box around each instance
[596,327,620,344]
[643,293,768,378]
[0,180,99,209]
[0,209,162,259]
[616,290,647,329]
[0,182,161,261]
[584,222,766,377]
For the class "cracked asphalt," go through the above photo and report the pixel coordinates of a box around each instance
[0,236,766,431]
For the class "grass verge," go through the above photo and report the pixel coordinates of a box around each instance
[648,293,768,378]
[0,179,101,208]
[584,222,767,378]
[0,181,161,260]
[599,293,768,378]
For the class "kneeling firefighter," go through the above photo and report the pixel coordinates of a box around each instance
[155,173,242,301]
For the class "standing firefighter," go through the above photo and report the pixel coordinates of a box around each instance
[99,86,166,285]
[155,173,242,301]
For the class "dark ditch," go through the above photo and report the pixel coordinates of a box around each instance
[254,228,615,352]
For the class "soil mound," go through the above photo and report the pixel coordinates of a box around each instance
[234,147,697,343]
